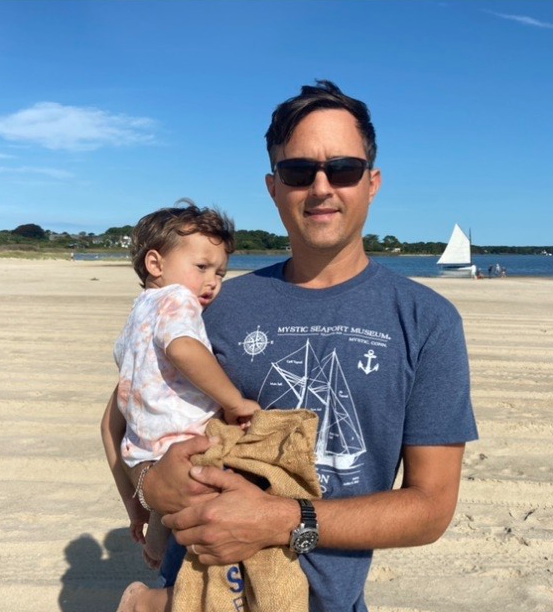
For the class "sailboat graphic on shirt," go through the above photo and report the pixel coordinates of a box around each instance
[258,340,366,470]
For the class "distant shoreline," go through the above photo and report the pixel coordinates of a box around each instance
[0,249,479,260]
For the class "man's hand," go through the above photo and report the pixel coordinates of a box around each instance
[138,436,221,514]
[162,465,299,566]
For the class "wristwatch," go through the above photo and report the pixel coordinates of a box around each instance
[289,499,319,554]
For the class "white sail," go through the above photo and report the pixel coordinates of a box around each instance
[258,340,366,469]
[437,224,471,266]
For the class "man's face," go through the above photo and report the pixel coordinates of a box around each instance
[265,109,381,256]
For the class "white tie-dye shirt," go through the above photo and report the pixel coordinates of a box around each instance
[114,284,220,467]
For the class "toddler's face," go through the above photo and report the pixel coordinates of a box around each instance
[157,232,229,308]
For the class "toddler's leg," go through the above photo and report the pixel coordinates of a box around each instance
[144,511,171,569]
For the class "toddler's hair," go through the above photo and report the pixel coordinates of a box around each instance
[131,198,235,288]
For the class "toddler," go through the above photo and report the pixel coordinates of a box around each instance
[101,199,259,570]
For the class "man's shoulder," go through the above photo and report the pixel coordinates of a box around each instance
[371,262,461,321]
[223,263,283,290]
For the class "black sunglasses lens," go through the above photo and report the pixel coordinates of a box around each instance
[327,159,366,186]
[277,158,367,187]
[277,160,317,187]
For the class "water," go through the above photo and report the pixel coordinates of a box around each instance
[374,254,553,278]
[229,253,553,278]
[73,252,553,277]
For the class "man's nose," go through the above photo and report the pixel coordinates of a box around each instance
[309,169,334,198]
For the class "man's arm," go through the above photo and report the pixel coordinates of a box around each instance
[100,385,150,542]
[161,443,465,565]
[315,443,464,549]
[100,385,135,504]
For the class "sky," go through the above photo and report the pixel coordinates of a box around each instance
[1,0,552,246]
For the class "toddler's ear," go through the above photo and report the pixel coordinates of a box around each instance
[144,250,163,278]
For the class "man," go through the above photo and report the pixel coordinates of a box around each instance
[131,80,478,611]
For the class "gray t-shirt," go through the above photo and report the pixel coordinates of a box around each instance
[204,259,478,612]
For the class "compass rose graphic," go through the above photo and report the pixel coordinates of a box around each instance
[240,326,273,361]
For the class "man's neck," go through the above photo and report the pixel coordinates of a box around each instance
[284,244,369,289]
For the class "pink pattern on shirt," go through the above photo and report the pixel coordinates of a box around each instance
[114,284,220,466]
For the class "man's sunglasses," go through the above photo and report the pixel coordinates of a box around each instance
[274,157,371,188]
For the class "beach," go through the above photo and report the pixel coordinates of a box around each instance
[0,259,552,612]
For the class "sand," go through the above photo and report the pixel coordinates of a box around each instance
[0,259,551,612]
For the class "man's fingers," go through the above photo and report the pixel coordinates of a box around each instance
[162,506,199,533]
[165,434,219,461]
[189,465,243,491]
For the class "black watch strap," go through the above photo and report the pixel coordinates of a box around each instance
[298,498,317,527]
[290,498,319,554]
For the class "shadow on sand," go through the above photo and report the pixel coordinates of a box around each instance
[59,528,155,612]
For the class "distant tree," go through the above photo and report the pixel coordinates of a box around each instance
[235,230,288,250]
[382,235,401,250]
[363,233,383,252]
[104,225,134,236]
[12,224,46,239]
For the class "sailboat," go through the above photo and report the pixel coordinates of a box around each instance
[437,224,474,277]
[258,340,366,470]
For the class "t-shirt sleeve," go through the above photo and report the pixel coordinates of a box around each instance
[403,309,478,445]
[153,287,206,352]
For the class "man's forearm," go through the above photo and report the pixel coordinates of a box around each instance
[315,444,464,550]
[314,488,451,550]
[101,385,136,503]
[159,444,465,565]
[161,448,461,568]
[278,444,464,551]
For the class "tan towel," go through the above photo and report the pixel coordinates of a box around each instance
[172,409,321,612]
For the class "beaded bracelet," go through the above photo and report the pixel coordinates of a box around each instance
[132,463,154,512]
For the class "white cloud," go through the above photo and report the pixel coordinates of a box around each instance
[0,152,15,159]
[487,11,553,30]
[0,165,74,180]
[0,102,157,151]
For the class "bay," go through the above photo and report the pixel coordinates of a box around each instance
[229,253,553,278]
[73,252,553,278]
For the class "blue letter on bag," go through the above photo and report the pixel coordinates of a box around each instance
[227,565,244,594]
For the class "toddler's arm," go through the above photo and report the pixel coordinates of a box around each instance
[166,336,260,425]
[100,385,149,542]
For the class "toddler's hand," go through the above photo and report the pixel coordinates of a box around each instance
[130,519,146,545]
[224,398,261,429]
[124,496,150,544]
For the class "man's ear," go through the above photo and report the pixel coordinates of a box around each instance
[144,250,163,278]
[265,173,276,201]
[368,169,382,203]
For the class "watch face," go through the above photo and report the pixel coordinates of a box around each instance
[292,528,319,553]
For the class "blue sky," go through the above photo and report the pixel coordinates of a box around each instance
[1,0,552,246]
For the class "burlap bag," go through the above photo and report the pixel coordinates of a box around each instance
[172,409,321,612]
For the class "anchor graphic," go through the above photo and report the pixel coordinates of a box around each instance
[358,349,379,375]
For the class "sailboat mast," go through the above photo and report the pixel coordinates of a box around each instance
[297,340,310,408]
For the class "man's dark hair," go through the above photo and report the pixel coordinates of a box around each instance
[265,79,377,170]
[131,198,235,288]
